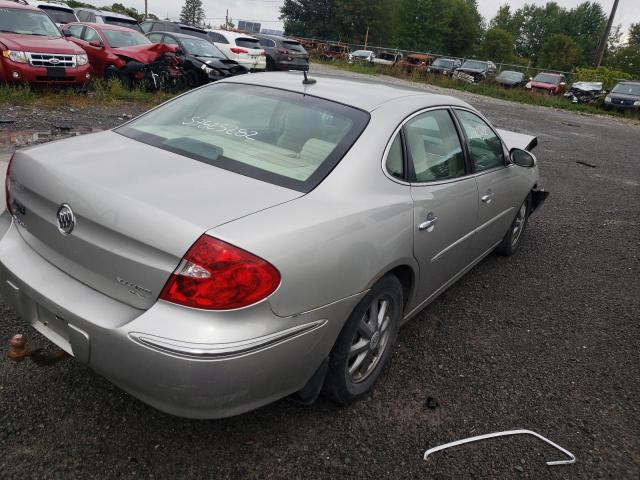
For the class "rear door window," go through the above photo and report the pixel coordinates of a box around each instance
[404,110,466,182]
[117,83,370,192]
[67,24,84,39]
[283,41,305,52]
[258,38,276,47]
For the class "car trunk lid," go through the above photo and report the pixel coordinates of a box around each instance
[9,131,302,310]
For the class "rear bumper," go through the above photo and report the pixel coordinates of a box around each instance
[0,61,91,86]
[276,59,309,71]
[0,214,362,418]
[604,101,639,110]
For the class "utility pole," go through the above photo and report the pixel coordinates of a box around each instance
[594,0,619,67]
[225,9,229,30]
[144,0,147,20]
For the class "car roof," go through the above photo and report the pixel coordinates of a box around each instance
[75,7,136,20]
[220,71,471,112]
[210,29,258,39]
[29,1,74,10]
[0,1,37,11]
[68,22,137,32]
[161,32,207,40]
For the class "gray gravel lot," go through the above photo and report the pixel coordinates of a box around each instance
[1,68,639,479]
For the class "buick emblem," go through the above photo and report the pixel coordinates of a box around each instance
[56,204,75,235]
[48,58,61,65]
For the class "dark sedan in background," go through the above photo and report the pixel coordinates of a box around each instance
[496,70,526,88]
[146,32,247,86]
[254,34,309,71]
[427,57,461,75]
[604,81,640,110]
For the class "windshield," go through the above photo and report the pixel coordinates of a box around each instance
[498,71,523,81]
[39,6,76,24]
[533,73,561,84]
[379,52,397,61]
[116,84,369,192]
[104,18,142,32]
[352,50,372,57]
[0,8,61,37]
[103,29,150,48]
[432,58,453,68]
[612,83,640,96]
[461,60,487,70]
[182,37,224,58]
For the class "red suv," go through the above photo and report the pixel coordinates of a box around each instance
[0,1,90,86]
[526,72,567,95]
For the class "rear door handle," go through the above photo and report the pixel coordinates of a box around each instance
[419,213,439,232]
[481,190,496,204]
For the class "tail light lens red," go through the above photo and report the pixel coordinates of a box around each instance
[230,47,248,54]
[160,235,280,310]
[5,153,14,215]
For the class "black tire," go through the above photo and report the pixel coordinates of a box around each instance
[104,66,120,82]
[184,70,200,89]
[323,274,403,404]
[266,56,277,71]
[496,193,531,256]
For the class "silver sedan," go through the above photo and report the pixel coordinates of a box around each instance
[0,72,548,418]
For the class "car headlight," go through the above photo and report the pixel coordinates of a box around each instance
[76,54,88,66]
[604,96,611,102]
[634,100,640,106]
[2,50,28,63]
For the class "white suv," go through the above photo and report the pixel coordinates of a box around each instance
[206,30,266,71]
[27,1,78,25]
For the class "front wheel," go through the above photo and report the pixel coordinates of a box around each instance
[496,194,531,256]
[323,275,403,404]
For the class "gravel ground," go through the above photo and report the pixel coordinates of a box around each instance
[1,69,639,479]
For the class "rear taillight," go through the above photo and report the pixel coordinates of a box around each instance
[5,153,14,215]
[230,47,248,54]
[160,235,280,310]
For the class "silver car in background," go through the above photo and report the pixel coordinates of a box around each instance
[0,72,548,418]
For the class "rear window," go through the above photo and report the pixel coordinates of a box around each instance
[283,40,305,52]
[236,37,260,49]
[116,83,369,192]
[39,6,76,23]
[104,18,142,32]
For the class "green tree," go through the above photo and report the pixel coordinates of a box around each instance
[481,27,515,63]
[538,33,581,71]
[628,23,640,46]
[179,0,206,27]
[280,0,336,39]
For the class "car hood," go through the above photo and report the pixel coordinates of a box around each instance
[530,81,558,89]
[609,92,640,101]
[0,33,83,54]
[9,130,303,309]
[111,43,178,63]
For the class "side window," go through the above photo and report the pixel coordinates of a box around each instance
[67,25,84,39]
[386,133,404,180]
[455,110,505,172]
[76,10,88,21]
[83,27,101,44]
[211,33,228,44]
[140,22,152,33]
[259,38,275,47]
[147,33,163,43]
[404,110,466,182]
[150,22,163,32]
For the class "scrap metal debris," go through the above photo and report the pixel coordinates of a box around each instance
[423,429,576,466]
[576,160,597,168]
[7,334,30,361]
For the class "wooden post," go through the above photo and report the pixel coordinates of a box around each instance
[364,26,369,50]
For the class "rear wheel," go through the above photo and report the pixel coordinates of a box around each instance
[496,194,531,256]
[266,56,277,71]
[323,275,402,404]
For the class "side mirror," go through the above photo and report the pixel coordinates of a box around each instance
[510,148,536,168]
[89,40,103,48]
[63,30,72,37]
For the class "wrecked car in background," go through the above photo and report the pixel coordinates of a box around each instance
[426,57,461,75]
[399,53,434,74]
[348,49,375,64]
[495,70,526,88]
[146,31,247,87]
[526,72,566,95]
[0,1,90,86]
[604,81,640,110]
[453,60,496,83]
[563,81,606,104]
[62,23,183,91]
[318,42,350,62]
[372,51,402,66]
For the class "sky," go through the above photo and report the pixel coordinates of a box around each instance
[118,0,638,36]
